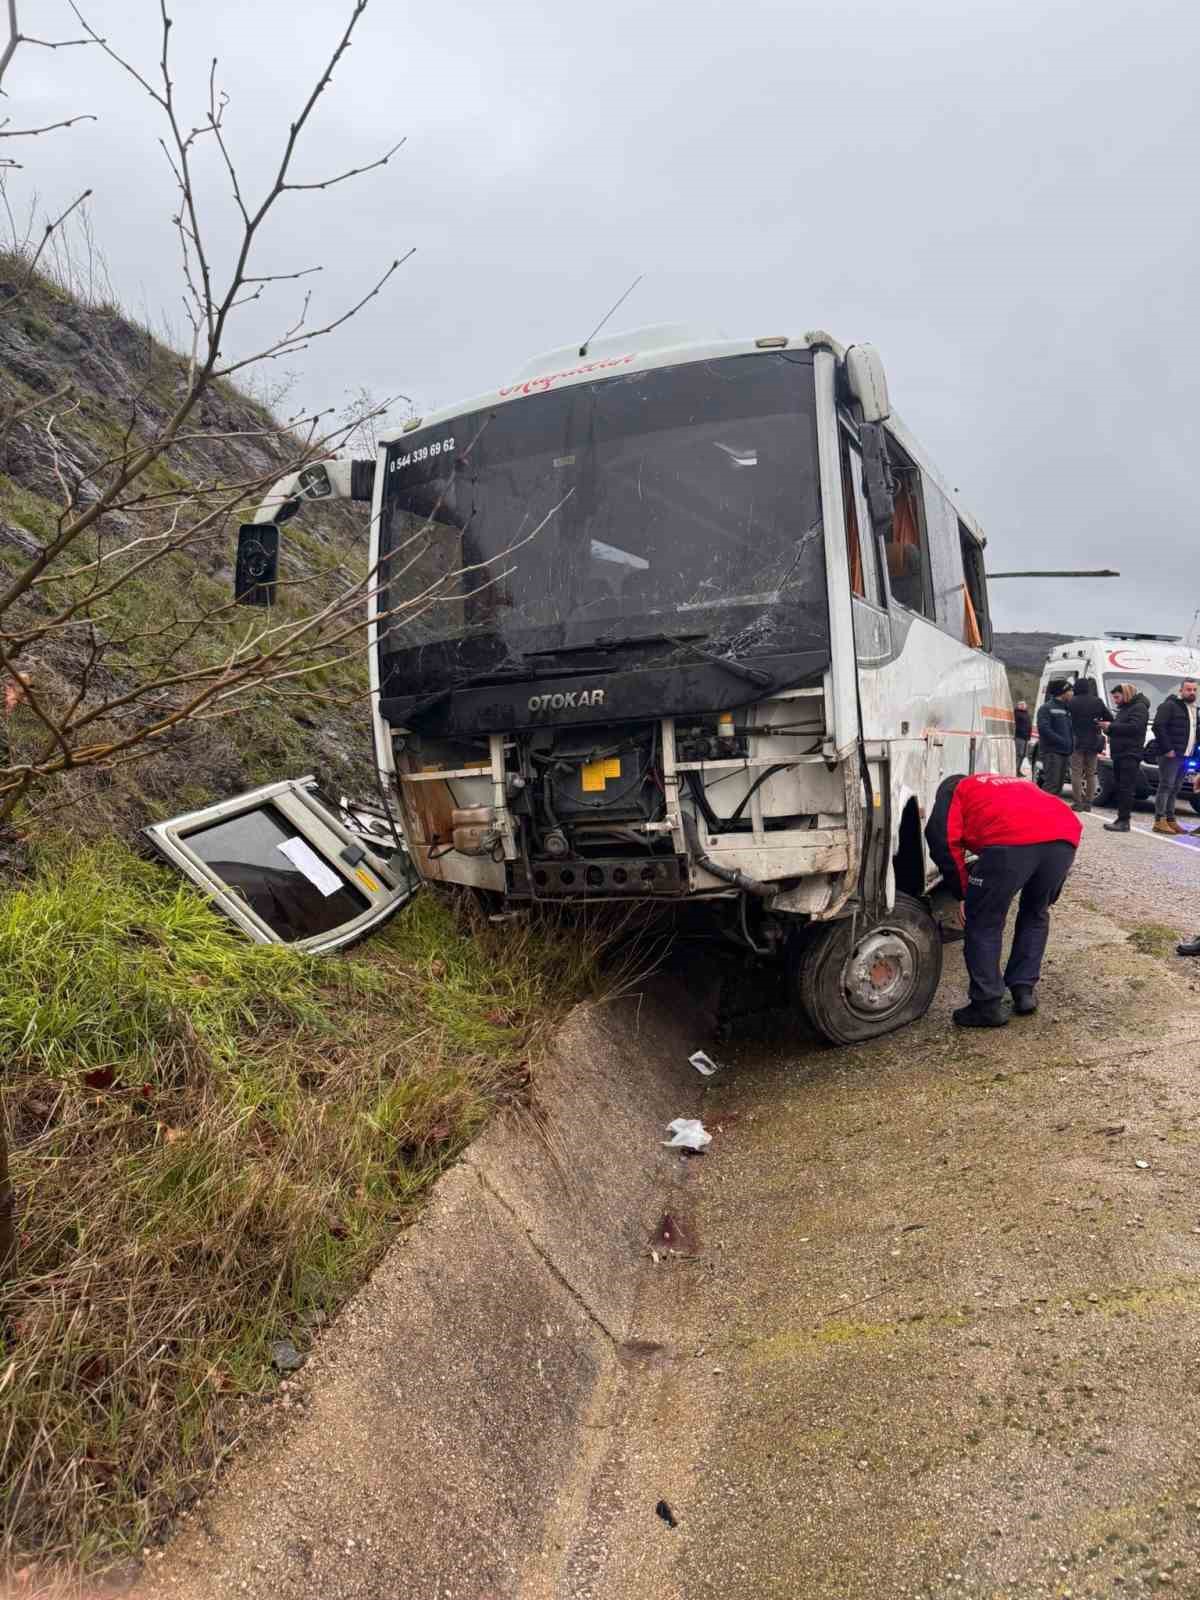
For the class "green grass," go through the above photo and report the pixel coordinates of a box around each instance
[1127,922,1179,958]
[0,841,601,1574]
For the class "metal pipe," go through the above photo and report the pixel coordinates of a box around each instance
[682,811,774,899]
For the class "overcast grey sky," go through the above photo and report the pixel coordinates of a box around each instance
[13,0,1200,637]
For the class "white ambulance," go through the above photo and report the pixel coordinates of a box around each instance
[1034,633,1200,809]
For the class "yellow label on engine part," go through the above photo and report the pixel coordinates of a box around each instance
[581,756,621,792]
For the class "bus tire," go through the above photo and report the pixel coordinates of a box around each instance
[1094,764,1116,806]
[795,893,943,1046]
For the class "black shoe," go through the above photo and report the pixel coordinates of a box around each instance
[1177,938,1200,957]
[953,1001,1009,1028]
[1104,819,1130,832]
[1009,984,1038,1015]
[1071,803,1091,813]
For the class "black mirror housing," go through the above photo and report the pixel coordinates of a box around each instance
[859,421,896,535]
[235,523,279,607]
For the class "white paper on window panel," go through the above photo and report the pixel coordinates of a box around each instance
[277,835,345,898]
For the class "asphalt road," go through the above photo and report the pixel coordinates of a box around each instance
[556,817,1200,1600]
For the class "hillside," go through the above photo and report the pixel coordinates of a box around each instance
[0,275,614,1580]
[991,630,1075,674]
[0,265,378,857]
[992,629,1075,704]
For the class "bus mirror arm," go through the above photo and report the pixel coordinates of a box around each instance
[859,421,895,534]
[233,458,375,605]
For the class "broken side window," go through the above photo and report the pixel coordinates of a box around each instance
[145,776,417,951]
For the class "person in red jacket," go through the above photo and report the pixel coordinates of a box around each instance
[924,772,1082,1028]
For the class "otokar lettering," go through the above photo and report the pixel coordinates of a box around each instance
[527,689,607,713]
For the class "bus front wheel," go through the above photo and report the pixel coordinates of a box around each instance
[794,894,943,1046]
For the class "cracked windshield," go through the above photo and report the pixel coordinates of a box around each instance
[378,352,827,694]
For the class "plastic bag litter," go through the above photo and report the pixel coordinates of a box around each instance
[663,1117,712,1151]
[689,1051,721,1076]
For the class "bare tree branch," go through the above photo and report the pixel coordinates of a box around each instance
[0,0,427,834]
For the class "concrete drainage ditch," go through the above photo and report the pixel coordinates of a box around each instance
[135,977,708,1600]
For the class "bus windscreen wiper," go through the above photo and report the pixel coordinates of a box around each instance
[524,632,705,657]
[525,633,771,688]
[401,663,536,722]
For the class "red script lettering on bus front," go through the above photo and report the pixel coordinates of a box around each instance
[498,354,636,399]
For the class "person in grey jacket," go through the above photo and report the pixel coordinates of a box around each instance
[1036,680,1074,797]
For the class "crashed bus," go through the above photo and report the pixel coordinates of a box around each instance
[229,325,1014,1042]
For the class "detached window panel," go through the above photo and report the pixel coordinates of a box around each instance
[145,776,415,951]
[183,804,370,943]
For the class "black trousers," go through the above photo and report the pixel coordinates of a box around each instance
[1113,753,1140,822]
[1040,750,1069,795]
[963,841,1077,1005]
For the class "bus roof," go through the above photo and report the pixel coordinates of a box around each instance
[380,324,988,546]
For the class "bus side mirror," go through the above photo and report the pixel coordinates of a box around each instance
[235,523,279,607]
[845,344,891,423]
[297,462,333,499]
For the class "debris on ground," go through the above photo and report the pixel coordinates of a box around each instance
[656,1500,679,1528]
[651,1211,698,1254]
[664,1117,712,1151]
[270,1339,305,1373]
[689,1050,722,1076]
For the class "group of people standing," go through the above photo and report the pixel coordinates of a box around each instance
[1015,675,1199,834]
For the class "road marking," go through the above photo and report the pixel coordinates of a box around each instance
[1080,811,1200,852]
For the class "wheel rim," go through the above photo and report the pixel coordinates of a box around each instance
[840,928,920,1019]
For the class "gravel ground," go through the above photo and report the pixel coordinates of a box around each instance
[1071,800,1200,937]
[554,822,1200,1599]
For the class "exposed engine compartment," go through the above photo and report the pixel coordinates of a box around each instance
[507,722,682,898]
[395,694,842,906]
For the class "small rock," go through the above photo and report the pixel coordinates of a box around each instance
[270,1339,305,1374]
[1135,1159,1150,1170]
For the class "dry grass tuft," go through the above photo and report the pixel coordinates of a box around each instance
[0,843,603,1575]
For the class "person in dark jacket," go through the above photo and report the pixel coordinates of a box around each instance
[1036,680,1074,796]
[1103,683,1150,832]
[1067,677,1112,813]
[1150,679,1198,834]
[925,772,1082,1028]
[1013,701,1032,774]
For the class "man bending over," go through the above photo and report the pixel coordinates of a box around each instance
[925,773,1081,1029]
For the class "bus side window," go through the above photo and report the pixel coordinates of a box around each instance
[959,522,990,650]
[883,466,933,619]
[839,429,883,608]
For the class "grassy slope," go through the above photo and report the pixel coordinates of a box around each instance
[0,272,607,1575]
[0,264,377,850]
[1,841,599,1572]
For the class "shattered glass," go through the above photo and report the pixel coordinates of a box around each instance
[377,354,828,697]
